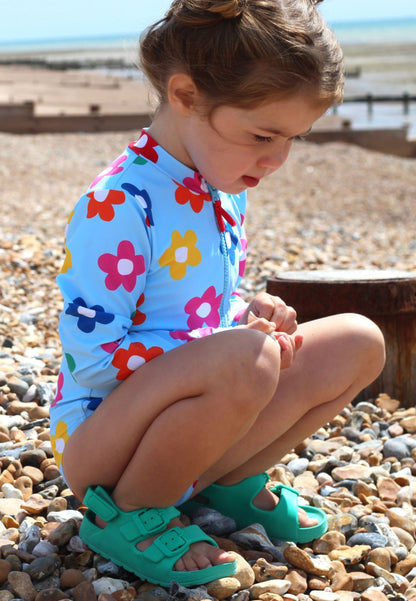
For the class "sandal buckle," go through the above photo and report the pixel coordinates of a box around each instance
[138,508,167,534]
[154,527,188,557]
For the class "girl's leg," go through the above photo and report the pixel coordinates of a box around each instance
[62,327,281,571]
[199,313,385,496]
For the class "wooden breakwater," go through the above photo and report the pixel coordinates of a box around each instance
[342,93,416,116]
[0,101,152,134]
[0,100,415,158]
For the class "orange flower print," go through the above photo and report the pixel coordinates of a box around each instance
[159,230,201,280]
[112,342,163,380]
[50,421,70,468]
[174,178,211,214]
[86,190,125,222]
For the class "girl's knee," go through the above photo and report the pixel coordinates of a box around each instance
[223,329,281,410]
[343,313,386,375]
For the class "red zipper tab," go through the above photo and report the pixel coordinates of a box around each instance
[214,200,237,232]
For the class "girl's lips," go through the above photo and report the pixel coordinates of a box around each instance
[242,175,260,188]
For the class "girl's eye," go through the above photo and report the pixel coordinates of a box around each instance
[253,134,273,143]
[291,134,307,142]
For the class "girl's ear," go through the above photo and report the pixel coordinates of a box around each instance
[167,73,201,115]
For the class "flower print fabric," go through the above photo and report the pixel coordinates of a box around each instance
[51,129,248,436]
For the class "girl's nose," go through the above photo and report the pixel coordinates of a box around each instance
[258,140,292,170]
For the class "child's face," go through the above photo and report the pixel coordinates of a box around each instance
[180,93,328,194]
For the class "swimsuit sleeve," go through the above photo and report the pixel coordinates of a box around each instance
[57,188,183,392]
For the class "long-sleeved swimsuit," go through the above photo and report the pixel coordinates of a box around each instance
[50,129,248,486]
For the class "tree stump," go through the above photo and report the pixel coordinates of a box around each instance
[267,269,416,406]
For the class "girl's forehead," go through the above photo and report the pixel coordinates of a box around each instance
[215,94,328,134]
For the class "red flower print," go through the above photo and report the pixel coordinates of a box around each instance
[90,154,127,188]
[129,131,159,163]
[174,180,211,213]
[131,293,146,325]
[112,342,164,380]
[98,240,145,292]
[86,190,125,222]
[185,286,222,329]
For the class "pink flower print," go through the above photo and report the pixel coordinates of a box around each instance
[98,240,145,292]
[239,237,247,277]
[129,131,159,163]
[51,372,64,407]
[90,154,127,188]
[182,172,208,195]
[170,327,214,341]
[185,286,222,329]
[101,339,122,353]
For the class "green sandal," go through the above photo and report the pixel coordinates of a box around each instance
[179,472,327,544]
[79,486,237,587]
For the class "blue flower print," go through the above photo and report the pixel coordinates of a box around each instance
[121,183,154,227]
[220,224,239,265]
[86,397,103,411]
[66,297,115,333]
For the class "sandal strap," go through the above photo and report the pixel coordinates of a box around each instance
[83,486,180,539]
[143,524,218,563]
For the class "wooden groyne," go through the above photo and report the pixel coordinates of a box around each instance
[0,100,415,158]
[342,93,416,116]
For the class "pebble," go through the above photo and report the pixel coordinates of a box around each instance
[190,507,237,537]
[8,570,37,601]
[249,580,291,599]
[205,577,241,600]
[2,225,416,601]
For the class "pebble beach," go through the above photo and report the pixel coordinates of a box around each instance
[1,47,416,601]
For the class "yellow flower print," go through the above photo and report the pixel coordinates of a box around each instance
[60,246,72,274]
[159,230,201,280]
[50,421,70,468]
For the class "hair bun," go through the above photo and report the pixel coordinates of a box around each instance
[207,0,246,19]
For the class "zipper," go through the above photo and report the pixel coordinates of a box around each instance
[206,183,233,328]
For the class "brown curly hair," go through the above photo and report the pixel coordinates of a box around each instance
[139,0,343,112]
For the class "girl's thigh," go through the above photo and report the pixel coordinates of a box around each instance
[60,327,279,495]
[278,312,385,409]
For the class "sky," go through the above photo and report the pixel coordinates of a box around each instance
[1,0,416,43]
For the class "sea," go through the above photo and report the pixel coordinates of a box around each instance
[1,17,416,137]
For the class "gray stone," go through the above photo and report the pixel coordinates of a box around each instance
[19,524,41,553]
[46,510,83,523]
[287,457,309,476]
[190,507,237,537]
[92,577,130,596]
[230,524,285,561]
[23,555,60,581]
[347,532,388,548]
[382,439,410,460]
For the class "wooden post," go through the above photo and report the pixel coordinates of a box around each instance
[266,269,416,406]
[403,92,410,115]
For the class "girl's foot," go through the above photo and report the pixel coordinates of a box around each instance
[252,486,318,528]
[95,515,235,572]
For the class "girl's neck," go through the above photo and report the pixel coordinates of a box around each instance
[148,106,196,171]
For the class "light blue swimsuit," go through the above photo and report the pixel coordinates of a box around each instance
[50,130,248,495]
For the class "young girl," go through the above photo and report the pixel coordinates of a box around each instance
[50,0,385,588]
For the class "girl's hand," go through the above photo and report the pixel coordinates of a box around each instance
[273,331,304,369]
[239,314,303,370]
[239,292,297,334]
